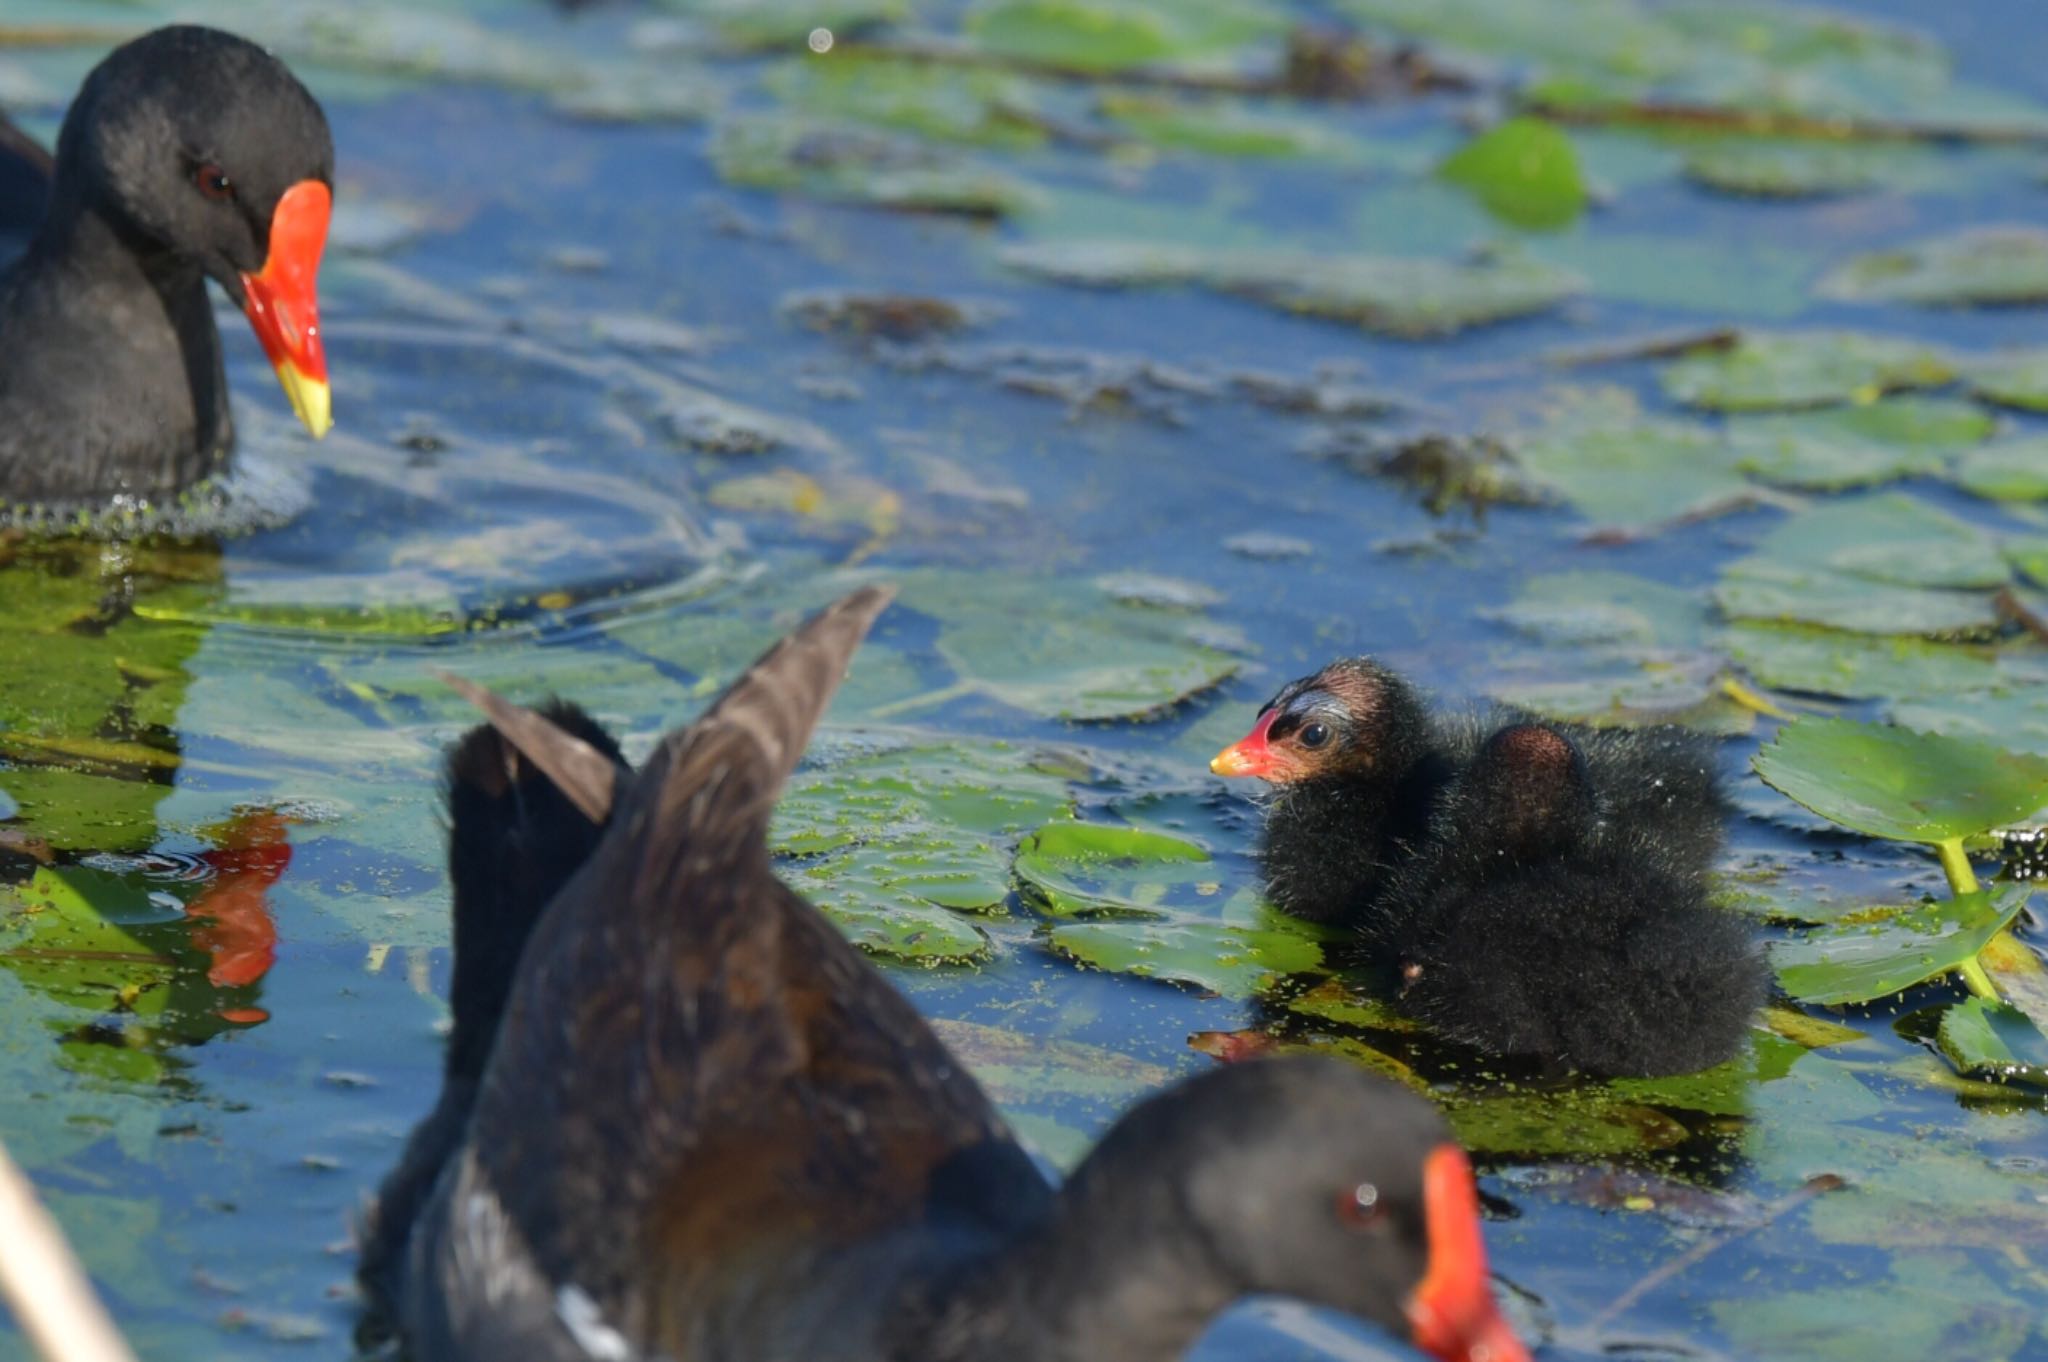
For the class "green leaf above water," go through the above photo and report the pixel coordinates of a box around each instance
[1046,914,1322,998]
[1935,996,2048,1088]
[1438,117,1587,230]
[1660,331,1954,411]
[1955,436,2048,501]
[1819,226,2048,307]
[1726,396,1995,492]
[1771,886,2033,1005]
[1753,719,2048,845]
[1012,822,1214,919]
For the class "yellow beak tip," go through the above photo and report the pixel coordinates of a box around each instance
[273,360,333,440]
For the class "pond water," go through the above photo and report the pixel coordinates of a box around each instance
[3,2,2048,1359]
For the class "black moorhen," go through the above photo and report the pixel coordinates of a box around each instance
[1379,723,1763,1078]
[1211,658,1729,934]
[364,589,1529,1362]
[0,26,334,507]
[355,700,628,1330]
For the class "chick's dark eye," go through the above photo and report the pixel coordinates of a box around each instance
[1335,1182,1385,1230]
[1298,722,1330,750]
[193,163,234,201]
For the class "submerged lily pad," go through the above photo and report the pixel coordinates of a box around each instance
[1000,240,1583,338]
[1935,996,2048,1088]
[1955,437,2048,501]
[1819,227,2048,307]
[1438,116,1587,230]
[1660,331,1954,411]
[1772,886,2033,1004]
[1726,397,1994,491]
[1753,719,2048,845]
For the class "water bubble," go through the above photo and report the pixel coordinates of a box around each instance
[808,27,834,54]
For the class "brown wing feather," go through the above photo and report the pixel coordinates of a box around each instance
[462,586,1015,1348]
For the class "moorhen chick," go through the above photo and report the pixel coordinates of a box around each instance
[0,26,334,507]
[355,700,628,1328]
[1381,723,1763,1078]
[1210,657,1729,935]
[363,588,1529,1362]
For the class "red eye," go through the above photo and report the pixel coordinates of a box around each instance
[193,163,234,201]
[1336,1181,1386,1230]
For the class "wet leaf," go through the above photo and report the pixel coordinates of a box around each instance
[1771,886,2032,1004]
[1961,347,2048,411]
[1045,914,1322,998]
[1511,394,1754,529]
[1819,226,2048,307]
[964,0,1286,73]
[1723,621,2011,701]
[1955,436,2048,501]
[1001,240,1583,338]
[765,54,1044,149]
[1715,560,2000,638]
[1012,822,1214,919]
[1682,141,1887,198]
[1753,719,2048,844]
[1889,689,2048,758]
[1660,330,1954,411]
[1934,996,2048,1088]
[1726,396,1995,492]
[1489,571,1711,650]
[1438,117,1586,230]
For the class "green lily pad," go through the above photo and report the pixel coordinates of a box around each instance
[1819,227,2048,307]
[1660,331,1954,411]
[1489,571,1711,650]
[1955,436,2048,501]
[711,114,1044,217]
[1729,492,2011,597]
[1753,719,2048,844]
[1889,689,2048,758]
[1098,93,1355,159]
[1722,621,2008,701]
[1715,559,2000,638]
[1961,347,2048,411]
[1771,886,2033,1004]
[1000,240,1583,338]
[1726,396,1995,491]
[764,55,1044,149]
[1439,116,1587,230]
[1682,141,1888,198]
[1045,914,1322,998]
[1934,996,2048,1088]
[1511,394,1755,529]
[1012,822,1215,919]
[963,0,1286,73]
[1490,657,1751,734]
[675,0,910,51]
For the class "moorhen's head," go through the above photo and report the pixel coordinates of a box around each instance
[1070,1056,1527,1362]
[1452,722,1597,863]
[442,699,625,1081]
[54,26,334,437]
[1211,658,1433,786]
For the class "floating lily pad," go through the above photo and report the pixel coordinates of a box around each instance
[1491,658,1751,735]
[1660,331,1954,411]
[1683,141,1887,198]
[1753,719,2048,845]
[1747,493,2009,590]
[1819,227,2048,307]
[1098,93,1353,159]
[1511,394,1754,529]
[674,0,911,51]
[1045,915,1321,998]
[1715,560,2000,638]
[1489,571,1711,650]
[1000,240,1583,338]
[1955,436,2048,501]
[1726,396,1994,491]
[1935,996,2048,1088]
[1012,822,1215,919]
[1722,621,2008,701]
[964,0,1286,73]
[765,55,1044,149]
[1771,886,2033,1004]
[712,114,1044,217]
[1961,348,2048,411]
[1438,116,1586,230]
[1889,689,2048,758]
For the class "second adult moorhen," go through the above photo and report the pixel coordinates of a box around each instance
[362,589,1529,1362]
[0,26,334,507]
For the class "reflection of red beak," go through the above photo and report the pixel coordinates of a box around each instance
[1407,1146,1531,1362]
[1211,709,1293,780]
[239,178,332,438]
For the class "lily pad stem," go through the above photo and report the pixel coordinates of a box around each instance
[1957,955,2001,1002]
[1935,838,1980,896]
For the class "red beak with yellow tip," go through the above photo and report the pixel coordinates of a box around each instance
[240,178,332,439]
[1210,710,1301,781]
[1407,1145,1530,1362]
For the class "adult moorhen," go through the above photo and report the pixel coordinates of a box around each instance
[362,590,1529,1362]
[0,26,333,507]
[1210,657,1729,936]
[1379,723,1763,1077]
